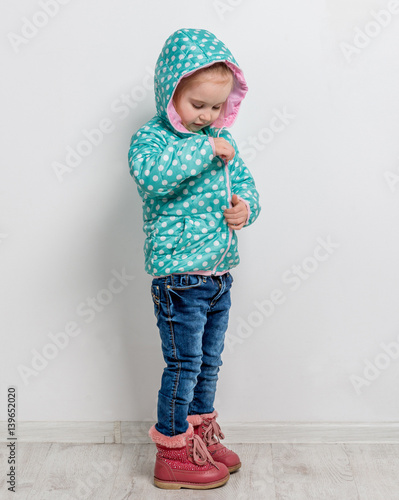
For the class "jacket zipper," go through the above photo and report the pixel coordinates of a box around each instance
[211,127,233,275]
[187,126,233,275]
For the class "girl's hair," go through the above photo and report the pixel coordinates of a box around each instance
[173,62,234,106]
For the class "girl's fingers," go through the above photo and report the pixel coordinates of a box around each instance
[228,222,245,230]
[225,214,246,226]
[224,212,244,221]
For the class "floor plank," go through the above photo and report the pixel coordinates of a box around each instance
[30,443,124,500]
[346,444,399,500]
[0,442,51,500]
[1,442,399,499]
[272,443,359,500]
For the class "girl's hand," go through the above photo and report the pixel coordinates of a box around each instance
[223,194,248,230]
[213,137,235,162]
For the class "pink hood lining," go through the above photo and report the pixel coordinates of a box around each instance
[167,61,248,134]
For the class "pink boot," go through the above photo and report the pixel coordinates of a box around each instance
[187,411,241,473]
[148,423,230,490]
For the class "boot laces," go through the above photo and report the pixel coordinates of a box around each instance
[189,434,220,469]
[202,418,225,446]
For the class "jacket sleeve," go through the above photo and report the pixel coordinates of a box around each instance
[221,131,261,227]
[128,125,217,197]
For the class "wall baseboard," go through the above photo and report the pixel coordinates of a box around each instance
[1,421,399,444]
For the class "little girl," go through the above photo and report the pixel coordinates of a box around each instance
[128,28,260,490]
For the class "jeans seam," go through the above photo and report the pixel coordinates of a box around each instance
[165,278,180,436]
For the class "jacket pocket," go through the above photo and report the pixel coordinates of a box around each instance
[149,216,186,259]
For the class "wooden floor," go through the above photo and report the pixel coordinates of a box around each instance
[1,442,399,499]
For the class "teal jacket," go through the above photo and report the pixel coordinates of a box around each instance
[128,28,261,276]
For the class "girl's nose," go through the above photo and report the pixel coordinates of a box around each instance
[200,111,211,122]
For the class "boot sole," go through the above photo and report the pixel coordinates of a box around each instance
[154,473,229,490]
[228,462,242,473]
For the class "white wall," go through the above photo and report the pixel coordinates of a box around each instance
[1,0,399,424]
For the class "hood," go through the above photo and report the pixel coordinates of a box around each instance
[154,28,248,135]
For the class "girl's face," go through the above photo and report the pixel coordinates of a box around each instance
[173,75,233,132]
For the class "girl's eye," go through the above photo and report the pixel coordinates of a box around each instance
[213,106,221,110]
[192,104,203,109]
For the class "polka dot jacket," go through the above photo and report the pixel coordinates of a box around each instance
[128,28,261,277]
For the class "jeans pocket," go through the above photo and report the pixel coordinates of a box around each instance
[151,284,160,318]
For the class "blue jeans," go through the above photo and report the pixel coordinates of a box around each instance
[150,272,234,437]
